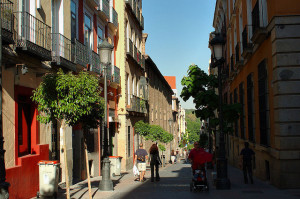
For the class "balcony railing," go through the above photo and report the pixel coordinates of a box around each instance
[125,0,144,29]
[113,65,120,84]
[252,2,260,35]
[137,50,141,64]
[52,33,76,70]
[14,11,52,60]
[109,5,118,28]
[235,43,240,62]
[71,39,89,68]
[133,46,137,60]
[1,0,14,44]
[141,56,145,70]
[251,1,267,44]
[242,25,253,59]
[99,0,110,19]
[230,54,235,72]
[128,95,147,114]
[141,14,144,29]
[106,63,112,81]
[91,50,100,73]
[136,7,140,22]
[126,38,133,57]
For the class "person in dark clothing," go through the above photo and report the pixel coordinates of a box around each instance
[240,142,255,184]
[148,144,162,182]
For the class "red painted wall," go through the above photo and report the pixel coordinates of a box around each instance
[78,0,84,43]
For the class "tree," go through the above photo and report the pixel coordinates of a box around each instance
[32,69,104,199]
[134,121,173,144]
[181,64,241,134]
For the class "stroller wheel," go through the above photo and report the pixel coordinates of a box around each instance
[190,182,193,192]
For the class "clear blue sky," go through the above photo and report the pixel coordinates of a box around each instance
[143,0,216,109]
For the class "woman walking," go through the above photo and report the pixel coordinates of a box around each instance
[149,144,162,182]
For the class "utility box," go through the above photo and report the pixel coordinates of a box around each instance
[37,160,60,198]
[109,156,122,177]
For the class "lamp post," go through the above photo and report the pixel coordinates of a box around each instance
[168,118,172,163]
[209,32,231,189]
[98,38,114,191]
[0,4,9,198]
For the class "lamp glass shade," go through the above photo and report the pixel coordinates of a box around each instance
[98,39,114,65]
[213,43,223,61]
[168,119,172,126]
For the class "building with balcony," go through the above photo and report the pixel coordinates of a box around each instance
[145,56,173,162]
[164,76,180,154]
[115,0,147,171]
[1,0,120,197]
[212,0,300,188]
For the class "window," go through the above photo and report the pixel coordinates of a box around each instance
[127,126,131,156]
[258,60,269,146]
[239,82,245,139]
[234,88,238,137]
[247,73,255,142]
[97,26,103,53]
[84,14,92,48]
[71,0,77,41]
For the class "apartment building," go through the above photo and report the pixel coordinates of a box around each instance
[1,0,120,197]
[212,0,300,188]
[115,0,147,171]
[164,76,180,153]
[145,56,173,162]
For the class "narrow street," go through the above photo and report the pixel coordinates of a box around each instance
[55,160,300,199]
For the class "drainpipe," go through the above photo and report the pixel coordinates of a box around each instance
[0,4,10,198]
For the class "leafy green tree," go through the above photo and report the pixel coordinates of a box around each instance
[134,121,173,143]
[181,64,241,134]
[32,69,104,199]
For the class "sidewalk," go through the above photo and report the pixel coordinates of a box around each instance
[40,160,300,199]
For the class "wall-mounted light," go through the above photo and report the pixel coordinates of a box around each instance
[37,0,41,10]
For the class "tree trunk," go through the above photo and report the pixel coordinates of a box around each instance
[83,131,92,199]
[61,120,70,199]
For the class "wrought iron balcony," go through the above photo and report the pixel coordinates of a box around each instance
[14,11,52,60]
[109,4,118,28]
[71,39,89,68]
[133,46,137,60]
[242,25,253,59]
[52,33,76,71]
[235,42,244,69]
[90,50,101,74]
[1,0,14,44]
[141,55,145,70]
[125,0,144,29]
[127,94,148,114]
[106,63,112,81]
[137,50,141,65]
[141,14,144,30]
[126,38,133,57]
[113,65,120,84]
[98,0,110,19]
[251,1,267,44]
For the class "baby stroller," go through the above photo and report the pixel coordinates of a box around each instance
[189,149,212,192]
[190,163,209,192]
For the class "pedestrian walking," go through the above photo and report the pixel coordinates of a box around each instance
[148,144,162,182]
[240,142,255,184]
[171,150,176,164]
[134,143,148,182]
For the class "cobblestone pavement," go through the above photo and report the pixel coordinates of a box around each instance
[51,160,300,199]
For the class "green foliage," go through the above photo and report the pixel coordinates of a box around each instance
[32,69,105,129]
[158,144,166,151]
[199,133,208,148]
[181,64,241,134]
[134,121,173,143]
[187,144,194,150]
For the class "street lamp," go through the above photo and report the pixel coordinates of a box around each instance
[168,118,172,163]
[98,38,114,191]
[209,32,231,189]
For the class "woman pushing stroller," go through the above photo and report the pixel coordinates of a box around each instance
[188,141,213,192]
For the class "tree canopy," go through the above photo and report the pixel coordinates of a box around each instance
[134,120,173,143]
[32,69,105,129]
[181,64,241,134]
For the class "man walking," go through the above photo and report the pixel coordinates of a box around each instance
[240,142,255,184]
[134,143,148,182]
